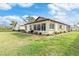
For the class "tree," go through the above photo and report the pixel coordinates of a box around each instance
[10,21,17,30]
[26,16,35,22]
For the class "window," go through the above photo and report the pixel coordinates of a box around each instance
[34,25,36,30]
[30,25,32,30]
[37,24,40,30]
[25,25,27,30]
[50,24,54,29]
[34,23,46,31]
[59,25,63,29]
[41,23,46,31]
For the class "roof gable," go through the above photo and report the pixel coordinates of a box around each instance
[35,17,48,21]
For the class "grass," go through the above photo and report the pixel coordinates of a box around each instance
[0,32,79,55]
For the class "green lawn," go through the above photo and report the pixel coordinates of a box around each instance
[0,32,79,56]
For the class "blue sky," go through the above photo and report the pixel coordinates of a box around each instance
[0,3,79,26]
[0,3,49,16]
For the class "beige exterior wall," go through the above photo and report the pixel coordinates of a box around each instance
[47,21,55,34]
[47,21,69,34]
[25,20,70,34]
[25,25,30,32]
[19,25,25,30]
[25,21,49,34]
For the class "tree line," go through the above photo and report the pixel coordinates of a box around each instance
[0,16,35,32]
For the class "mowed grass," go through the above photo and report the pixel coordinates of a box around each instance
[0,32,79,55]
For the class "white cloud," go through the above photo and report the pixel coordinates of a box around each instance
[0,15,38,28]
[54,3,79,10]
[17,3,34,8]
[32,15,38,19]
[0,15,28,30]
[0,15,25,25]
[22,15,28,18]
[48,3,79,25]
[22,15,38,19]
[0,3,12,10]
[0,3,34,10]
[48,3,79,11]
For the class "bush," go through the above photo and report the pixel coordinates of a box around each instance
[68,31,71,32]
[63,31,66,33]
[39,32,42,35]
[0,26,12,32]
[28,31,31,33]
[60,32,62,34]
[54,32,59,34]
[34,32,38,34]
[30,30,34,33]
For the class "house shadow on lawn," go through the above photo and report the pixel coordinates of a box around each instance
[11,32,32,39]
[64,35,79,56]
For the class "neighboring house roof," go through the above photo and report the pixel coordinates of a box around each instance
[25,16,70,26]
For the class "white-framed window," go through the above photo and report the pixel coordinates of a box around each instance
[59,25,63,29]
[34,25,36,30]
[34,23,46,31]
[50,24,54,29]
[37,24,40,30]
[30,25,32,30]
[41,23,46,31]
[25,25,27,30]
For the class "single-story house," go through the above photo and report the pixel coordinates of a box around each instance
[71,24,79,31]
[25,17,71,35]
[18,25,25,30]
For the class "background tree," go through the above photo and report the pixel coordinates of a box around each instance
[26,16,35,22]
[10,21,17,30]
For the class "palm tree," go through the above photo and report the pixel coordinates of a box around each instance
[10,21,17,30]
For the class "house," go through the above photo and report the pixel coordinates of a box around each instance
[71,24,79,31]
[18,25,25,30]
[25,17,71,35]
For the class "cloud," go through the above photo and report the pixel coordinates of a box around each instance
[22,15,38,20]
[0,3,34,10]
[48,3,79,25]
[0,15,28,30]
[0,15,26,26]
[32,15,38,19]
[3,15,25,24]
[0,16,11,26]
[22,15,28,19]
[0,3,12,10]
[53,3,79,10]
[18,3,34,8]
[0,15,38,25]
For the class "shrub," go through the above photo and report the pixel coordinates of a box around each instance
[0,26,12,32]
[60,32,62,34]
[54,32,59,34]
[39,32,42,35]
[30,30,34,33]
[63,31,66,33]
[34,32,38,34]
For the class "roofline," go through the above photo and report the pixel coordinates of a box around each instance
[19,25,25,26]
[25,20,48,25]
[25,17,70,26]
[49,20,70,26]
